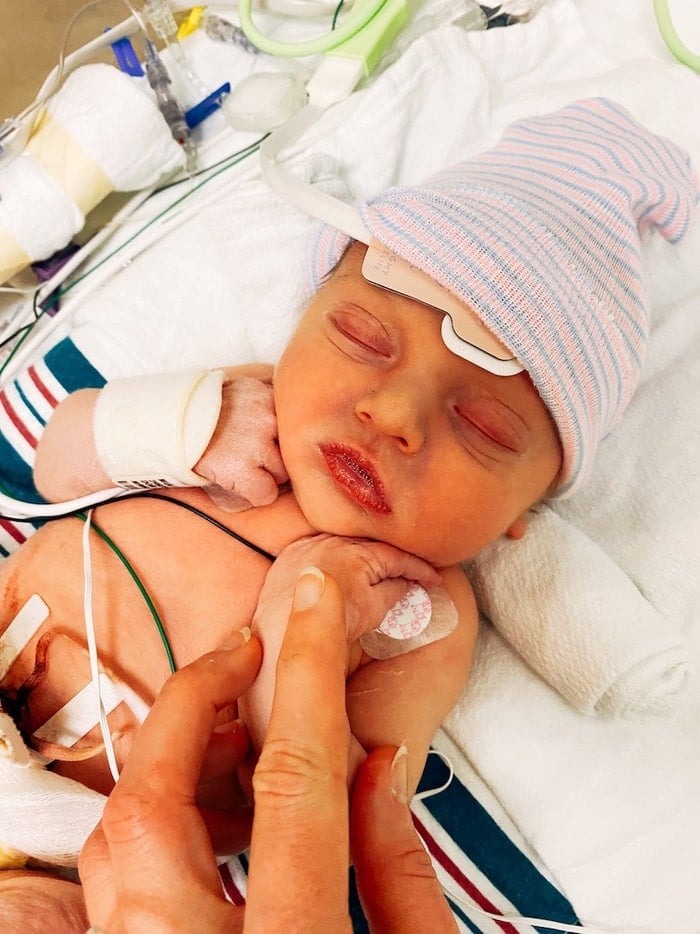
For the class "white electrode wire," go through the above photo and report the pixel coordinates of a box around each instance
[261,103,371,243]
[0,187,159,380]
[5,190,160,358]
[0,149,231,387]
[81,508,120,783]
[414,749,454,801]
[0,171,246,390]
[442,888,661,934]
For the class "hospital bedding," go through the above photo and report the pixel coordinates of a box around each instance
[1,0,700,930]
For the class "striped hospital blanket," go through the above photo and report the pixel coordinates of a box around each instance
[217,750,580,933]
[0,337,104,555]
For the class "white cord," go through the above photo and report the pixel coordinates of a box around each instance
[443,888,661,934]
[414,749,454,801]
[81,507,120,783]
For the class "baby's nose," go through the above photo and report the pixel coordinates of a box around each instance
[355,383,427,453]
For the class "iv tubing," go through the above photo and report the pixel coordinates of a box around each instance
[238,0,388,57]
[653,0,700,71]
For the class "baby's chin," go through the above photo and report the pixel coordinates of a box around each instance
[295,500,455,566]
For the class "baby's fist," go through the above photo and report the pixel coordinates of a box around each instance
[194,377,288,509]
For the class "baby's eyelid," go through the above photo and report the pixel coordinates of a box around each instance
[453,404,524,453]
[330,307,394,356]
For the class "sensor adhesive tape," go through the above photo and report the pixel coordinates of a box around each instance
[93,369,225,490]
[360,585,459,659]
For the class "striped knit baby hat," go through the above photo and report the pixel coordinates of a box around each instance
[311,98,698,496]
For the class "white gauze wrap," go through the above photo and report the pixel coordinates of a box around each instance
[93,369,225,490]
[0,711,106,868]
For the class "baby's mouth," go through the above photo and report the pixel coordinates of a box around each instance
[319,443,392,515]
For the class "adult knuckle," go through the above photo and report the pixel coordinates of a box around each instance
[393,841,438,881]
[253,736,335,805]
[101,786,160,845]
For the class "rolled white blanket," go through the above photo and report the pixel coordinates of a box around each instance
[465,504,692,716]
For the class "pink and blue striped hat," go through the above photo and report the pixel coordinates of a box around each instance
[310,98,698,496]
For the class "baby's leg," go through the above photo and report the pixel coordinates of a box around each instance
[0,871,88,934]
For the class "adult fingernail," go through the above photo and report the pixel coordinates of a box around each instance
[391,745,409,804]
[293,566,325,610]
[218,627,251,650]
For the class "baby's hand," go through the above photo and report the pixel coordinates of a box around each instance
[194,377,288,509]
[239,534,441,754]
[254,534,442,645]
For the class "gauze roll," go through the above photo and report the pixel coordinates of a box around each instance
[0,711,106,867]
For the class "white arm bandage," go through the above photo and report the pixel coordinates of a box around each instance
[93,369,225,490]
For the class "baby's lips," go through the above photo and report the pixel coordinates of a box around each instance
[359,585,458,660]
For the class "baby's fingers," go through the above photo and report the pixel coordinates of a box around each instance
[234,465,284,507]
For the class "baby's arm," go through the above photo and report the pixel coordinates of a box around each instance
[346,564,477,794]
[34,364,286,505]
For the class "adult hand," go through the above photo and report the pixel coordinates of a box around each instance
[79,569,455,932]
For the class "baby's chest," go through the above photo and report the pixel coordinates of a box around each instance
[0,513,270,702]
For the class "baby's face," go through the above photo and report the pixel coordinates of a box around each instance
[274,244,562,567]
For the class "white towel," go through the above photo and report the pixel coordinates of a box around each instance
[0,713,106,867]
[466,506,691,716]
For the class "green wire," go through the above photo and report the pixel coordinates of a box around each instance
[0,294,53,380]
[653,0,700,72]
[332,0,346,30]
[58,141,265,300]
[74,512,177,674]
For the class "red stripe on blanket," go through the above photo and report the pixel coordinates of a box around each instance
[219,862,246,906]
[0,391,37,448]
[28,365,59,408]
[413,813,520,934]
[0,518,26,545]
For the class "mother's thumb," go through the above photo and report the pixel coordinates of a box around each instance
[350,747,458,933]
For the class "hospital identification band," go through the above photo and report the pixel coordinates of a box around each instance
[93,369,225,490]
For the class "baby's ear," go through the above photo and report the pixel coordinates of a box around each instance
[505,512,528,540]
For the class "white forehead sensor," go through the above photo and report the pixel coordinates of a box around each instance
[361,239,523,376]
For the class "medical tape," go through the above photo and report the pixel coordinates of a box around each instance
[93,368,225,490]
[0,594,49,681]
[33,671,150,748]
[0,223,32,283]
[25,110,114,215]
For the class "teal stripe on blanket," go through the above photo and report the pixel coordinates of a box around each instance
[0,338,105,504]
[44,338,105,392]
[418,753,581,932]
[0,433,42,502]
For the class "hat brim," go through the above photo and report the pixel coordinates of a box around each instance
[362,239,523,376]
